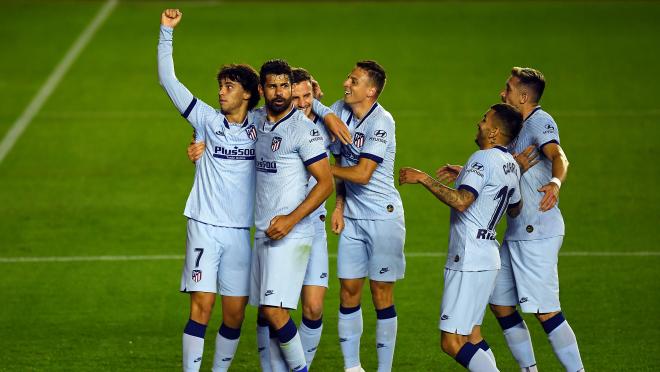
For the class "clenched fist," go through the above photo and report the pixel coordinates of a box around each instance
[161,9,182,28]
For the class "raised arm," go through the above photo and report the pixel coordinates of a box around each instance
[158,10,197,112]
[399,167,476,212]
[312,99,351,145]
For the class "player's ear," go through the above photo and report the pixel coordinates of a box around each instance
[519,90,529,105]
[367,86,377,99]
[258,84,263,96]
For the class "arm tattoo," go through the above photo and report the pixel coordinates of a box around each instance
[420,175,474,211]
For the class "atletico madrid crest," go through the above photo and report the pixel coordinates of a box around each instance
[246,125,257,141]
[192,270,202,283]
[271,137,282,152]
[353,132,365,147]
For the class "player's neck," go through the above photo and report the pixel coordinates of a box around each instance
[306,111,317,122]
[224,108,247,125]
[267,104,294,123]
[350,99,377,120]
[520,103,540,121]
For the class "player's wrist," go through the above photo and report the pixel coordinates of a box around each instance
[549,177,562,189]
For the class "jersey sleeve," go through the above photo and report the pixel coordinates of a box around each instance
[509,165,522,206]
[312,99,334,119]
[457,151,490,199]
[359,116,393,164]
[296,121,328,167]
[530,116,561,151]
[158,25,215,133]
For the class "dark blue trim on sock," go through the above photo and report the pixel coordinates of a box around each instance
[339,304,361,315]
[218,323,241,340]
[302,316,323,329]
[257,316,269,327]
[376,305,397,320]
[183,319,207,338]
[455,342,479,369]
[268,324,278,339]
[276,318,298,344]
[542,312,566,334]
[496,311,524,330]
[475,339,490,352]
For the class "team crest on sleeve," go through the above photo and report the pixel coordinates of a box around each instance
[353,132,365,147]
[246,125,257,140]
[271,136,282,152]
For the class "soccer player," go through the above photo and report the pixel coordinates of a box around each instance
[249,59,333,372]
[489,67,583,372]
[400,103,524,372]
[158,9,260,372]
[312,61,405,372]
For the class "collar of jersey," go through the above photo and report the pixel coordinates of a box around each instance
[222,115,249,129]
[494,145,508,152]
[347,102,379,129]
[264,106,296,132]
[524,106,542,122]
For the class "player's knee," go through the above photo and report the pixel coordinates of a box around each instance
[440,335,462,357]
[370,283,394,308]
[302,300,324,321]
[190,302,215,323]
[340,285,362,305]
[535,310,560,323]
[222,308,246,328]
[490,304,516,318]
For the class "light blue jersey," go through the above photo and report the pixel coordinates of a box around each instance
[158,25,256,228]
[307,114,334,222]
[446,146,521,271]
[253,107,328,238]
[504,107,564,241]
[313,99,403,220]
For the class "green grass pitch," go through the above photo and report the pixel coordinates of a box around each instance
[1,1,659,370]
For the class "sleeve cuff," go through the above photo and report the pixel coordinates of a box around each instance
[182,97,197,119]
[458,184,479,199]
[359,153,383,164]
[540,139,559,150]
[303,152,328,167]
[508,201,521,209]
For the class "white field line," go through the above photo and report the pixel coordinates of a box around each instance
[0,251,658,264]
[0,0,118,164]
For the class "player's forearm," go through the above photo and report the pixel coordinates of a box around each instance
[419,175,472,212]
[288,178,334,224]
[331,164,371,185]
[334,178,346,210]
[551,149,569,183]
[157,25,195,114]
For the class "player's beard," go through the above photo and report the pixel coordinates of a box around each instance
[267,95,292,114]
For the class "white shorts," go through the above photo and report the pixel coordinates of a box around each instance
[303,220,329,287]
[489,237,563,313]
[179,219,251,296]
[439,269,498,335]
[337,217,406,282]
[249,235,313,309]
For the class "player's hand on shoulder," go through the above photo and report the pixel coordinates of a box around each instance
[399,167,427,185]
[331,208,344,235]
[538,181,560,212]
[187,140,206,163]
[266,215,296,240]
[161,8,182,28]
[324,113,351,145]
[513,145,540,174]
[435,164,462,184]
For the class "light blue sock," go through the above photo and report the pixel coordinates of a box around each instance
[375,306,398,372]
[257,317,272,372]
[542,313,584,372]
[299,316,323,368]
[338,305,363,369]
[268,325,288,372]
[182,319,207,372]
[496,311,536,369]
[275,318,308,372]
[211,323,240,372]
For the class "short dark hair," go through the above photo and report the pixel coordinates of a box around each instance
[217,64,260,110]
[511,67,545,103]
[259,59,292,87]
[291,67,312,85]
[356,60,386,96]
[490,103,523,142]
